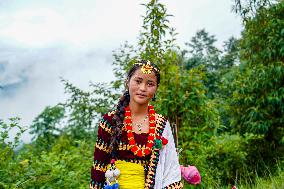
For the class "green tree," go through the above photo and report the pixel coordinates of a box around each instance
[138,0,177,65]
[221,37,240,69]
[184,29,221,71]
[183,30,240,99]
[12,136,92,189]
[233,0,277,21]
[0,118,25,188]
[229,0,284,175]
[29,104,65,148]
[111,0,177,92]
[62,79,118,140]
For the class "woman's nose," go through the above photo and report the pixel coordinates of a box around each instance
[139,83,146,91]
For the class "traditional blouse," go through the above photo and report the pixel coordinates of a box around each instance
[90,111,183,189]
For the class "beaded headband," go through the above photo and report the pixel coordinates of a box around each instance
[134,60,160,74]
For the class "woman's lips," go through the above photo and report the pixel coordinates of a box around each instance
[136,93,147,98]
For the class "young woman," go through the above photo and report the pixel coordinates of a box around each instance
[90,60,183,189]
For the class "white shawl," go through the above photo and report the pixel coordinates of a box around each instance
[154,121,182,188]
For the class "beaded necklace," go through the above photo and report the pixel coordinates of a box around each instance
[133,115,148,133]
[124,105,156,157]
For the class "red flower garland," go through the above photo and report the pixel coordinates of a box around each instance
[124,105,156,157]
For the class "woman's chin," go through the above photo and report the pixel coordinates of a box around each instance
[132,98,150,105]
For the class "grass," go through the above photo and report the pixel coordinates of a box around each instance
[238,168,284,189]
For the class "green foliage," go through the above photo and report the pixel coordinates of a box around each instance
[157,61,219,145]
[61,79,118,140]
[0,117,24,149]
[184,29,221,71]
[0,117,25,162]
[229,0,284,176]
[183,29,240,98]
[111,0,178,91]
[112,42,137,89]
[29,104,65,150]
[233,0,276,21]
[204,134,249,184]
[139,0,177,64]
[0,135,93,188]
[0,118,26,188]
[239,164,284,189]
[181,133,249,188]
[221,37,240,68]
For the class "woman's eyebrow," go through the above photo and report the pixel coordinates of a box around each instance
[133,76,143,80]
[147,80,156,84]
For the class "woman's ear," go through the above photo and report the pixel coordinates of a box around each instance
[124,79,129,89]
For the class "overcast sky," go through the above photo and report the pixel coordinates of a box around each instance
[0,0,242,143]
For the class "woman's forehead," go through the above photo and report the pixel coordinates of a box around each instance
[132,68,157,81]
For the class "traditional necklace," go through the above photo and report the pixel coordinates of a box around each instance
[133,115,148,132]
[124,105,156,157]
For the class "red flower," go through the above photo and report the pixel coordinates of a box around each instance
[180,165,201,185]
[161,137,168,145]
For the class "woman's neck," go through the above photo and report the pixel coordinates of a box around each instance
[129,102,148,116]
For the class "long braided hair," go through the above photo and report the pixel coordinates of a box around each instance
[110,60,160,158]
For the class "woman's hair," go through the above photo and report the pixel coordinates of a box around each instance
[110,60,160,158]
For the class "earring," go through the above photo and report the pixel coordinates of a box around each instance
[152,94,156,101]
[125,90,130,96]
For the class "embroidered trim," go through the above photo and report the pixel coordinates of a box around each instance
[144,114,167,189]
[98,110,116,134]
[107,110,116,117]
[127,159,149,166]
[90,111,116,189]
[99,119,113,134]
[92,160,108,172]
[163,181,183,189]
[89,180,104,189]
[117,141,147,151]
[95,138,111,153]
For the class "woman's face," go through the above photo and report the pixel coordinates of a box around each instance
[127,68,158,106]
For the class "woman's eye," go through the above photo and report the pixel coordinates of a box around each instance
[135,80,141,84]
[148,83,154,86]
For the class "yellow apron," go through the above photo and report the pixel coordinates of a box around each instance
[108,160,145,189]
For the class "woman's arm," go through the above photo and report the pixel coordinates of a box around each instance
[159,121,183,189]
[90,118,112,189]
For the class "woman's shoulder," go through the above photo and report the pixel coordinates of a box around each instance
[97,110,116,133]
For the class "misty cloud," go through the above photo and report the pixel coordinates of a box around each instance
[0,42,115,143]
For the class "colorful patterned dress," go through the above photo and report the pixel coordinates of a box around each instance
[90,111,183,189]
